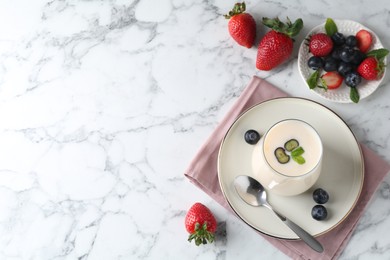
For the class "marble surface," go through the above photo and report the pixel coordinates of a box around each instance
[0,0,389,259]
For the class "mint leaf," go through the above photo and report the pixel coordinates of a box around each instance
[350,87,360,103]
[292,155,306,165]
[367,48,389,61]
[307,70,320,89]
[291,146,305,157]
[319,78,328,91]
[325,18,338,36]
[291,147,305,164]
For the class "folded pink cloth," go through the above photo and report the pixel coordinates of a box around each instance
[184,76,390,260]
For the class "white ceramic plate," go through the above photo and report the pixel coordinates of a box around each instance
[298,20,386,103]
[218,97,364,239]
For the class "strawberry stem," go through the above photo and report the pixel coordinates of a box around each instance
[188,222,215,246]
[262,17,303,38]
[224,2,246,19]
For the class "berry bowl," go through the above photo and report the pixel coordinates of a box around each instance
[298,19,386,103]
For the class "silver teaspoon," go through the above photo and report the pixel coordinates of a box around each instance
[234,175,324,253]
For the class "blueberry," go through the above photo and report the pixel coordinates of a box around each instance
[339,47,355,63]
[345,35,357,47]
[350,50,366,65]
[331,32,345,46]
[345,72,362,87]
[244,130,261,145]
[311,205,328,221]
[338,62,353,77]
[307,56,324,70]
[312,188,329,204]
[323,57,339,72]
[331,47,342,60]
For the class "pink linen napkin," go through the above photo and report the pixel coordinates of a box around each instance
[184,76,390,260]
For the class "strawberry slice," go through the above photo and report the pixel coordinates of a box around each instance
[356,29,372,53]
[321,71,343,89]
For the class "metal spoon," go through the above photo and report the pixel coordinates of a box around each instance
[234,175,324,253]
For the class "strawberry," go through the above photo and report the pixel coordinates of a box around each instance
[321,71,343,89]
[224,2,256,48]
[357,57,383,80]
[309,33,333,57]
[356,29,372,53]
[256,17,303,71]
[185,203,217,246]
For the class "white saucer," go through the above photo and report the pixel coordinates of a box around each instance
[298,20,386,103]
[218,97,364,239]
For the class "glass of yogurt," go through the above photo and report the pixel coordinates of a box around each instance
[252,119,323,196]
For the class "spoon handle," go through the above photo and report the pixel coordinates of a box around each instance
[272,209,324,253]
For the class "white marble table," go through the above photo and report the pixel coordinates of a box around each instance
[0,0,389,259]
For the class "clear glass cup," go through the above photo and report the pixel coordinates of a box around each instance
[252,119,323,196]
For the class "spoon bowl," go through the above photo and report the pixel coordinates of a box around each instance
[234,175,324,253]
[234,173,266,207]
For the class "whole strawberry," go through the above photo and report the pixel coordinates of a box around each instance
[357,57,382,80]
[185,203,217,246]
[309,33,333,57]
[224,2,256,48]
[357,49,389,80]
[256,17,303,71]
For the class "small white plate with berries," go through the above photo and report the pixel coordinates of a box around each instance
[298,19,388,103]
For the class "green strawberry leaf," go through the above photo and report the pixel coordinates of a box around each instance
[307,70,320,89]
[287,18,304,37]
[350,87,360,103]
[325,18,338,36]
[262,17,303,38]
[188,222,215,246]
[224,2,246,19]
[262,17,284,31]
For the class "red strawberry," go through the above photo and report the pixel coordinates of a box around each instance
[309,33,333,57]
[185,203,217,246]
[356,29,372,53]
[357,57,384,80]
[321,71,343,89]
[256,17,303,70]
[256,31,292,70]
[224,2,256,48]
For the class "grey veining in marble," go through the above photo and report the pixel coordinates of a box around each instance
[0,0,389,259]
